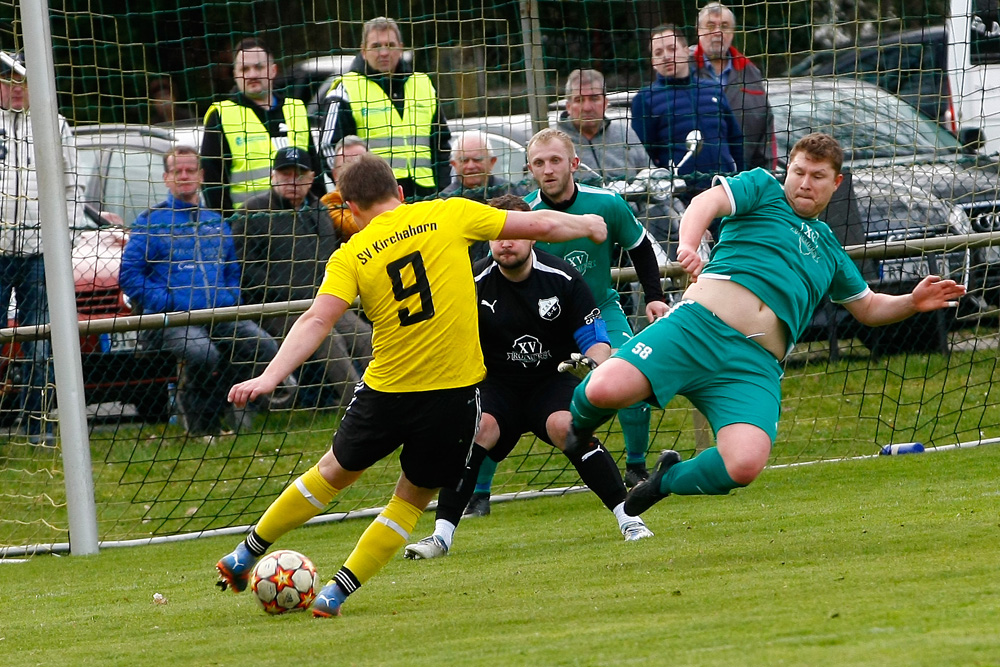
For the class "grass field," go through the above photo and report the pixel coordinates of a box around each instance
[3,344,998,549]
[2,444,998,666]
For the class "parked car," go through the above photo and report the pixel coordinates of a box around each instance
[787,25,958,135]
[0,124,183,424]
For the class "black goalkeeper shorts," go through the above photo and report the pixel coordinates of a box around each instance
[480,373,580,461]
[332,382,481,489]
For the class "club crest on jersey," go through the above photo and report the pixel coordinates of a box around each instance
[538,296,561,320]
[564,250,592,274]
[508,334,551,367]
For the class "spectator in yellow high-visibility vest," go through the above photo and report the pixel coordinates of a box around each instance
[201,37,325,216]
[319,16,451,199]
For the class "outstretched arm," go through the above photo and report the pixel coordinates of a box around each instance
[229,293,350,406]
[500,209,607,244]
[844,275,966,327]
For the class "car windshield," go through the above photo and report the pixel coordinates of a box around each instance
[769,78,961,163]
[78,145,169,227]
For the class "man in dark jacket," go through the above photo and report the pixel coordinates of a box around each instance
[231,146,373,409]
[692,2,776,170]
[319,16,451,198]
[440,130,527,201]
[120,146,284,437]
[631,24,744,204]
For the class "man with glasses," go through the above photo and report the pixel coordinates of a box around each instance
[692,2,775,170]
[320,16,451,198]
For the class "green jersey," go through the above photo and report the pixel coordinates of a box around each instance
[706,168,869,344]
[526,184,646,310]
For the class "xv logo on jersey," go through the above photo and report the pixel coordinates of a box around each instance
[791,221,821,262]
[508,334,552,367]
[538,296,560,320]
[564,250,596,275]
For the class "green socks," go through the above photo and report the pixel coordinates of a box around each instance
[474,456,498,495]
[619,403,651,465]
[569,374,616,431]
[660,447,745,496]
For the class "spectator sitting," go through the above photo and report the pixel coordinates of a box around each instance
[119,146,287,437]
[232,146,373,410]
[555,68,650,184]
[441,130,528,201]
[319,135,368,241]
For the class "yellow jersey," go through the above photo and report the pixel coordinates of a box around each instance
[320,197,507,392]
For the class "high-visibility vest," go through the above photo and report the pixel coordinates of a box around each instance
[335,72,437,188]
[209,98,311,207]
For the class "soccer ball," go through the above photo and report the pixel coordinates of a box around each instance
[250,549,319,615]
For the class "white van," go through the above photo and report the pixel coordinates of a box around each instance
[949,0,1000,153]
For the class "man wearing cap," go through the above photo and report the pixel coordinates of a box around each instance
[231,146,373,410]
[201,37,325,216]
[0,51,84,444]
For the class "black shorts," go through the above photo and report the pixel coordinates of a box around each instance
[332,382,481,489]
[480,373,579,461]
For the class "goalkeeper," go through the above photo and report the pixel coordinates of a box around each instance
[404,195,652,560]
[563,133,968,516]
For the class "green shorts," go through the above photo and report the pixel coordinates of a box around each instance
[613,300,783,442]
[599,299,633,349]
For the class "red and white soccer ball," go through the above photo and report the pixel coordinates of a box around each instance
[250,549,318,615]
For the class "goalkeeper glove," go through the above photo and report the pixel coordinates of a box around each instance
[557,352,598,379]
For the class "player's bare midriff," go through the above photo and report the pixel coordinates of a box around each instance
[682,278,788,360]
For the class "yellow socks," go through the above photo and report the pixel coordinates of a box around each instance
[253,465,340,544]
[342,494,422,585]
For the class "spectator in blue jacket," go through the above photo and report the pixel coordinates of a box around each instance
[120,145,284,437]
[631,24,744,205]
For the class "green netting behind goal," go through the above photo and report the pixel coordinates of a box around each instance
[3,0,1000,555]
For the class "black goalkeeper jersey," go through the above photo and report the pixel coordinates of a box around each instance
[473,249,602,382]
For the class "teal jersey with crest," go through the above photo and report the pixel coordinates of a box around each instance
[526,183,646,310]
[706,168,870,345]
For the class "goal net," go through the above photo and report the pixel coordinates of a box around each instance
[1,0,999,556]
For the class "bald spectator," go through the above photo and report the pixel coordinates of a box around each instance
[441,130,528,201]
[555,68,650,183]
[320,135,368,241]
[692,2,775,170]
